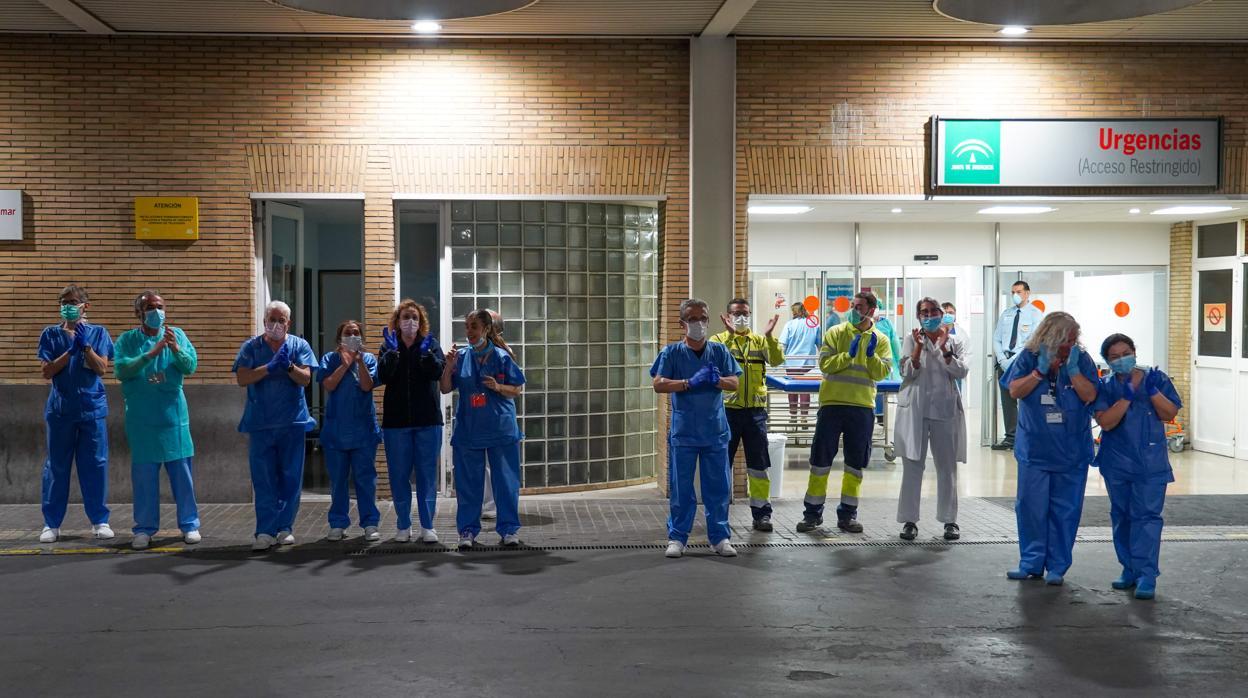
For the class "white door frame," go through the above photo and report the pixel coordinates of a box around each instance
[1190,217,1246,457]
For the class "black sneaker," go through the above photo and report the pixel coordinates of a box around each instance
[991,440,1015,451]
[900,522,918,540]
[944,523,961,541]
[796,517,822,533]
[837,519,864,533]
[753,516,774,532]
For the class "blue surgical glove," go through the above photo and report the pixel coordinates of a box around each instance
[420,333,435,353]
[687,365,715,391]
[1121,376,1136,403]
[1144,367,1163,396]
[266,343,291,375]
[1036,347,1053,373]
[69,325,88,355]
[848,334,862,358]
[866,333,879,358]
[381,327,399,353]
[1065,345,1083,379]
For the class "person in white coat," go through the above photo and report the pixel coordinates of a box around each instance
[895,297,970,541]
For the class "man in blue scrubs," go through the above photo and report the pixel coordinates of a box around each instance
[651,298,742,559]
[36,284,115,543]
[233,300,316,551]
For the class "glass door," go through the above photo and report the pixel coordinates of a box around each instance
[264,202,304,325]
[1191,220,1243,457]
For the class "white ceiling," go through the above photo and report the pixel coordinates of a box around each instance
[4,0,1248,39]
[748,198,1247,223]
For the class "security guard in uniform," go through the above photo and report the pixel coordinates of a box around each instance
[710,298,784,531]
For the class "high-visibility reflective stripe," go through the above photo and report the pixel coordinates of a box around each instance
[806,471,830,498]
[842,468,863,505]
[746,468,769,480]
[804,494,827,506]
[808,465,833,476]
[821,372,876,387]
[747,473,770,502]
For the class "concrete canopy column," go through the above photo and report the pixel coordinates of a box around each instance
[689,36,736,308]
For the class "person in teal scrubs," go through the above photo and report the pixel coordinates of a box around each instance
[114,291,201,550]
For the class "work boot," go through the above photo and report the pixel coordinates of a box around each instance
[838,519,864,533]
[796,516,822,533]
[943,523,961,541]
[752,516,774,532]
[899,522,918,540]
[991,439,1015,451]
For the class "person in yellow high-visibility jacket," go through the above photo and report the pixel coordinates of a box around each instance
[797,291,893,534]
[710,298,785,531]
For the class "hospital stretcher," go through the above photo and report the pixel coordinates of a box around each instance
[765,373,902,462]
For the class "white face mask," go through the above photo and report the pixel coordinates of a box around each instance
[341,335,363,353]
[265,321,287,342]
[732,315,751,332]
[685,320,708,342]
[400,318,420,337]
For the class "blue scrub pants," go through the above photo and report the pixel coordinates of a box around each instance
[131,458,200,535]
[667,443,732,546]
[42,416,110,528]
[247,426,306,537]
[1015,464,1088,576]
[383,426,443,531]
[325,444,380,530]
[1104,475,1166,581]
[454,442,521,537]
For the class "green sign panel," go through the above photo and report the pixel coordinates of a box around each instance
[942,120,1001,185]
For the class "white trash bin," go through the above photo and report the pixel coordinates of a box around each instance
[766,433,787,493]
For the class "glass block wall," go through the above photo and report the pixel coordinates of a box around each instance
[449,200,660,489]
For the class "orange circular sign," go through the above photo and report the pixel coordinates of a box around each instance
[803,295,820,313]
[1032,299,1047,312]
[1114,301,1130,317]
[833,296,851,313]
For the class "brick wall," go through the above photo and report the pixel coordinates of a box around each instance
[0,36,689,494]
[1168,221,1194,409]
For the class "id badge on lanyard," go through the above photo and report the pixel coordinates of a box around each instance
[1041,379,1063,424]
[469,350,489,409]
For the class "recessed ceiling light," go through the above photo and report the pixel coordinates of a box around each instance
[977,206,1055,215]
[1150,205,1235,215]
[998,26,1030,35]
[748,205,812,215]
[411,21,442,33]
[1128,208,1141,214]
[890,208,903,214]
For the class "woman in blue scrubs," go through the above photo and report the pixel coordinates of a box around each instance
[1001,311,1099,586]
[377,300,446,544]
[36,284,115,543]
[440,309,525,550]
[1093,334,1181,600]
[317,320,382,543]
[232,300,317,552]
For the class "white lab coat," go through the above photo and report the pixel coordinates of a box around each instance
[894,332,970,464]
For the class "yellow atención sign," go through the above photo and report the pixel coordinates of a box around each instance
[135,197,199,240]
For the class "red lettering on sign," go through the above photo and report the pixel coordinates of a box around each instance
[0,209,15,215]
[1099,127,1202,156]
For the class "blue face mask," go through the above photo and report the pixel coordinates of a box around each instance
[1012,293,1024,306]
[1109,355,1136,375]
[942,313,955,325]
[472,336,490,352]
[144,308,165,330]
[920,316,943,332]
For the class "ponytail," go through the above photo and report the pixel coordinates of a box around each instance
[468,309,515,359]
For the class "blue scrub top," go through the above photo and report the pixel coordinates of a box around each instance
[1093,371,1182,484]
[231,335,318,433]
[316,351,381,451]
[1001,348,1099,471]
[38,322,115,422]
[450,344,525,449]
[650,341,742,448]
[779,316,821,368]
